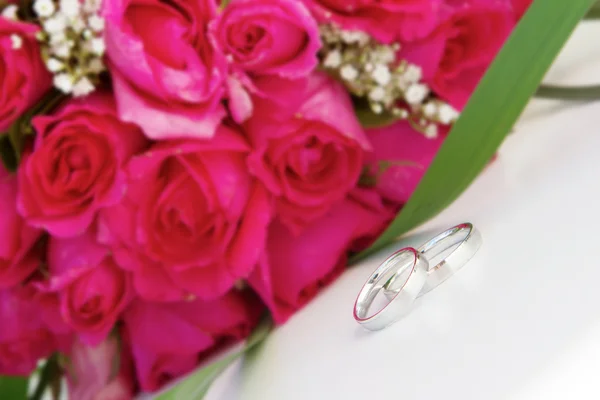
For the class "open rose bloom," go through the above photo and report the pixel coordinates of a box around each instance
[0,0,530,396]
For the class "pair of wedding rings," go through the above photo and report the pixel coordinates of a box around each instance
[353,223,482,331]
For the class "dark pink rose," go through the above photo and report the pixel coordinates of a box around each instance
[103,0,227,140]
[245,73,370,233]
[0,286,69,376]
[45,230,133,345]
[17,93,147,238]
[124,291,262,392]
[212,0,320,78]
[302,0,441,43]
[511,0,532,19]
[0,164,41,288]
[249,192,393,323]
[400,0,514,109]
[98,126,272,301]
[67,335,135,400]
[0,19,51,132]
[365,121,446,205]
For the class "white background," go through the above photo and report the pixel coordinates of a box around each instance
[204,22,600,400]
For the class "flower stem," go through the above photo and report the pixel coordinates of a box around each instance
[29,355,61,400]
[535,84,600,100]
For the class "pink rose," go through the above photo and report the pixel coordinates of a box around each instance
[400,0,514,109]
[124,291,262,392]
[0,19,51,131]
[364,121,446,205]
[0,164,41,288]
[302,0,441,43]
[45,230,133,345]
[245,73,370,233]
[17,93,146,238]
[212,0,320,78]
[98,126,272,301]
[103,0,226,140]
[249,191,393,323]
[0,286,68,376]
[511,0,532,19]
[67,335,135,400]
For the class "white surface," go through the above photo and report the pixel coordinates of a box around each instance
[206,23,600,400]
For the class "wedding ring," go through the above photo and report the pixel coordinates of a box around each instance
[384,223,482,299]
[353,247,429,331]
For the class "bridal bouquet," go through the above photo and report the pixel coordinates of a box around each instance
[0,0,533,397]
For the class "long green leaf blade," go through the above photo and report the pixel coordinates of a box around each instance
[155,316,272,400]
[357,0,595,260]
[0,376,27,399]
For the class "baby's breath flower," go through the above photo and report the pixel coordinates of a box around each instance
[405,83,428,105]
[72,77,95,97]
[1,4,19,20]
[34,0,56,18]
[369,86,386,102]
[422,102,437,118]
[89,37,105,55]
[88,15,105,32]
[59,0,80,17]
[44,14,67,34]
[372,64,391,86]
[10,34,23,49]
[88,57,104,74]
[82,0,101,13]
[424,124,438,139]
[323,50,342,69]
[438,103,459,124]
[52,42,70,58]
[53,73,73,93]
[403,64,422,83]
[340,64,359,81]
[46,57,64,72]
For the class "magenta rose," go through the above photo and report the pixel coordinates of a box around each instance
[400,0,514,109]
[245,73,370,233]
[511,0,532,19]
[212,0,320,78]
[364,121,446,205]
[98,126,272,301]
[0,19,51,132]
[250,191,393,323]
[17,93,146,238]
[124,291,262,392]
[0,286,70,376]
[44,230,133,345]
[211,0,321,122]
[103,0,226,140]
[67,335,135,400]
[0,164,41,288]
[302,0,440,43]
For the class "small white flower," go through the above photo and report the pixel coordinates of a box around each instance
[10,34,23,49]
[372,64,391,86]
[49,31,66,45]
[340,30,369,45]
[1,5,19,20]
[364,63,374,73]
[372,103,383,114]
[88,15,105,32]
[72,77,95,97]
[59,0,80,17]
[340,64,358,81]
[52,42,71,57]
[33,0,56,18]
[46,57,65,72]
[405,83,429,105]
[377,47,396,64]
[424,124,438,139]
[422,102,437,118]
[369,87,386,102]
[403,64,422,84]
[89,37,105,55]
[44,14,68,34]
[323,50,342,69]
[82,0,101,13]
[53,73,73,93]
[438,103,459,124]
[70,17,86,33]
[88,57,105,74]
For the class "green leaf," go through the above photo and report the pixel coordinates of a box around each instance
[155,316,273,400]
[355,0,595,260]
[0,376,27,399]
[354,103,400,129]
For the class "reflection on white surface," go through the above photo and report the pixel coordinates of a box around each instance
[206,23,600,400]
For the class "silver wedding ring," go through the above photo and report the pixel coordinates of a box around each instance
[353,223,482,331]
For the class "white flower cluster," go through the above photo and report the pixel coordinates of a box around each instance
[33,0,106,97]
[319,24,459,138]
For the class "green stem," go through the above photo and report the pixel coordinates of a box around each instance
[29,355,61,400]
[535,84,600,100]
